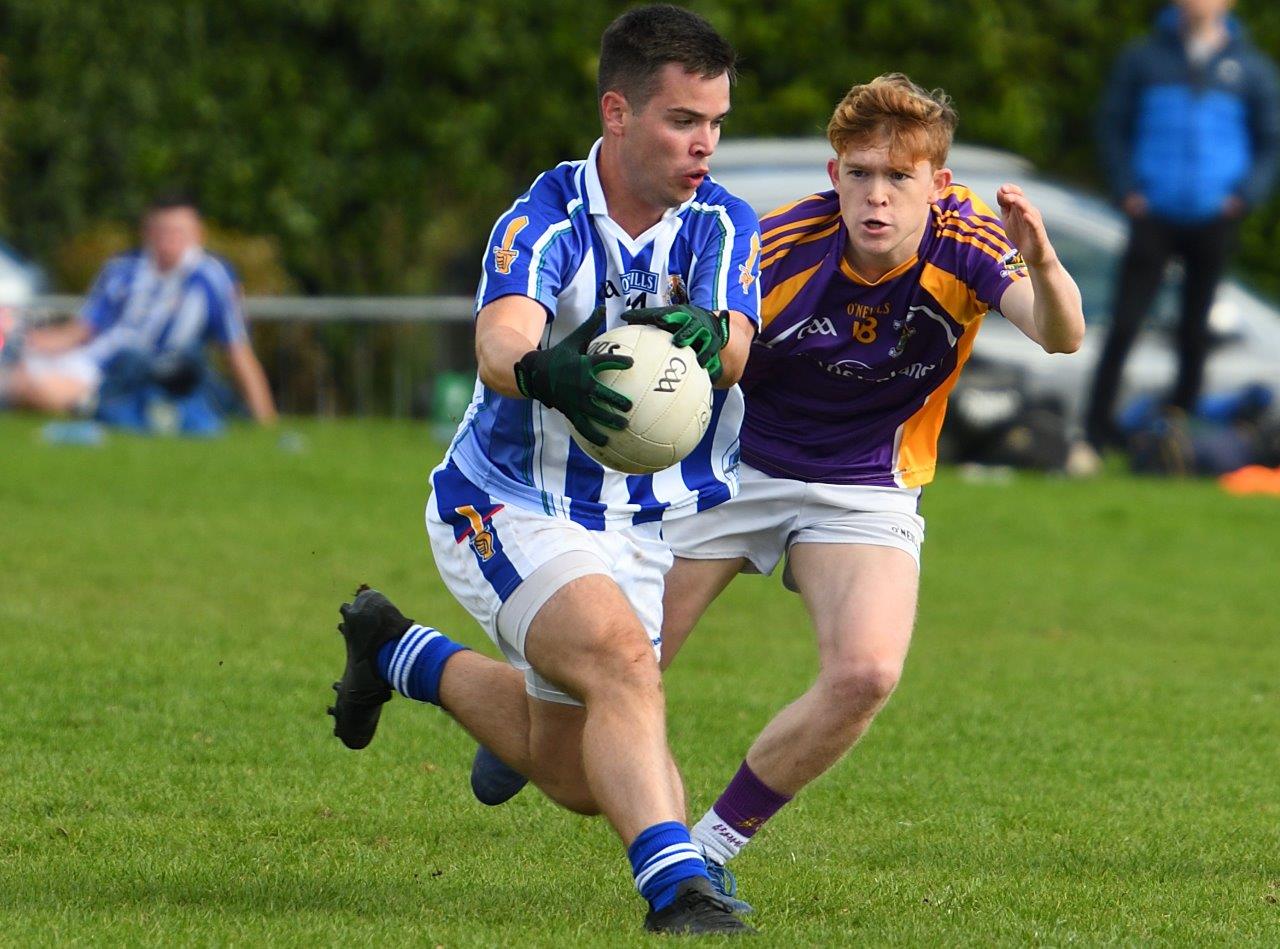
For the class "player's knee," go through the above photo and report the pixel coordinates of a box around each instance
[611,643,662,700]
[823,657,902,714]
[577,623,661,699]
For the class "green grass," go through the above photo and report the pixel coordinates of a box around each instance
[2,416,1277,946]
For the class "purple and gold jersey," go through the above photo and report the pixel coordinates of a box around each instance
[741,186,1026,488]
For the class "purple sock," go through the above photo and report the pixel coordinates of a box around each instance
[715,761,791,837]
[692,761,791,864]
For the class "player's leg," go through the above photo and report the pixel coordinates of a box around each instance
[516,556,751,929]
[1,364,93,414]
[469,552,744,805]
[469,552,742,807]
[330,467,606,810]
[436,650,540,788]
[327,582,603,814]
[659,463,792,670]
[470,535,743,805]
[466,548,741,805]
[690,539,918,875]
[658,555,746,670]
[741,542,917,791]
[522,571,682,839]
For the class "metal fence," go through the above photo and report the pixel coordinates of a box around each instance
[31,294,479,418]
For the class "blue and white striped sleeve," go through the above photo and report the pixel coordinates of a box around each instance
[686,195,762,326]
[200,258,248,346]
[80,257,129,332]
[475,195,579,317]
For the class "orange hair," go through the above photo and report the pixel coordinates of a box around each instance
[827,73,957,168]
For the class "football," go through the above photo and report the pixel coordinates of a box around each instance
[570,323,713,474]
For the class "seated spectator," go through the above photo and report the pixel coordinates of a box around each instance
[0,193,276,429]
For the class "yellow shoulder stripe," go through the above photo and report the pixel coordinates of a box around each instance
[761,259,824,328]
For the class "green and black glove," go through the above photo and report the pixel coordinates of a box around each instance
[513,308,634,447]
[622,304,730,382]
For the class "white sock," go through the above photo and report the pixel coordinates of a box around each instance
[691,806,751,866]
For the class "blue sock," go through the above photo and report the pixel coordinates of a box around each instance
[375,624,468,706]
[627,821,708,912]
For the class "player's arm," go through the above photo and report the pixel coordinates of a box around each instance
[224,340,278,424]
[994,184,1085,354]
[476,295,634,446]
[475,294,548,397]
[31,257,124,355]
[205,273,276,424]
[713,311,755,388]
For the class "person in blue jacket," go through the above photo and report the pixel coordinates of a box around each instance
[1085,0,1280,451]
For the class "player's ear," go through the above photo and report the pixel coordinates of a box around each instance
[930,166,953,201]
[601,90,629,137]
[827,158,840,189]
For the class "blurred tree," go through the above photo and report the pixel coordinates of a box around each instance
[0,0,1276,296]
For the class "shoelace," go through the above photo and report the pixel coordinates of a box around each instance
[676,889,738,920]
[707,861,737,897]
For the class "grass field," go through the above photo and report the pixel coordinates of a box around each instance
[2,416,1277,946]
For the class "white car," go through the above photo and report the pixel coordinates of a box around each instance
[0,241,40,309]
[710,138,1280,440]
[0,242,44,362]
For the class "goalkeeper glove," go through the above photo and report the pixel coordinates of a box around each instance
[513,307,634,447]
[622,304,730,382]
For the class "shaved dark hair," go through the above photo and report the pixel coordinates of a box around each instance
[598,4,737,111]
[147,191,200,216]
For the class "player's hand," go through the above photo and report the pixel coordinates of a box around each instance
[996,184,1056,268]
[622,304,729,382]
[1121,193,1148,219]
[513,307,634,447]
[1222,195,1246,220]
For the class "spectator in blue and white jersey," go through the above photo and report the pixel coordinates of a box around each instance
[326,4,758,935]
[1,194,276,426]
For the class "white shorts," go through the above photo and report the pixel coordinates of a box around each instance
[662,462,926,590]
[425,461,671,706]
[22,350,103,390]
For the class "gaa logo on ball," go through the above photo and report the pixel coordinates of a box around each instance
[571,324,713,474]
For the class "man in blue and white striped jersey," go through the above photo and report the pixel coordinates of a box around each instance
[328,4,760,935]
[2,194,276,425]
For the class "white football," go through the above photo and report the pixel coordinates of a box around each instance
[570,323,713,474]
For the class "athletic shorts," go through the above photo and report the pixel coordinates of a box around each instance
[425,460,671,706]
[22,350,103,391]
[662,462,926,590]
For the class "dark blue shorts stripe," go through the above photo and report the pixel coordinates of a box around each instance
[432,461,525,602]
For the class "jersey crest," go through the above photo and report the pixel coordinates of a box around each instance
[738,232,760,294]
[492,216,528,275]
[454,503,504,562]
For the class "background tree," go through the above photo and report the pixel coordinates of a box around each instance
[0,1,1276,296]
